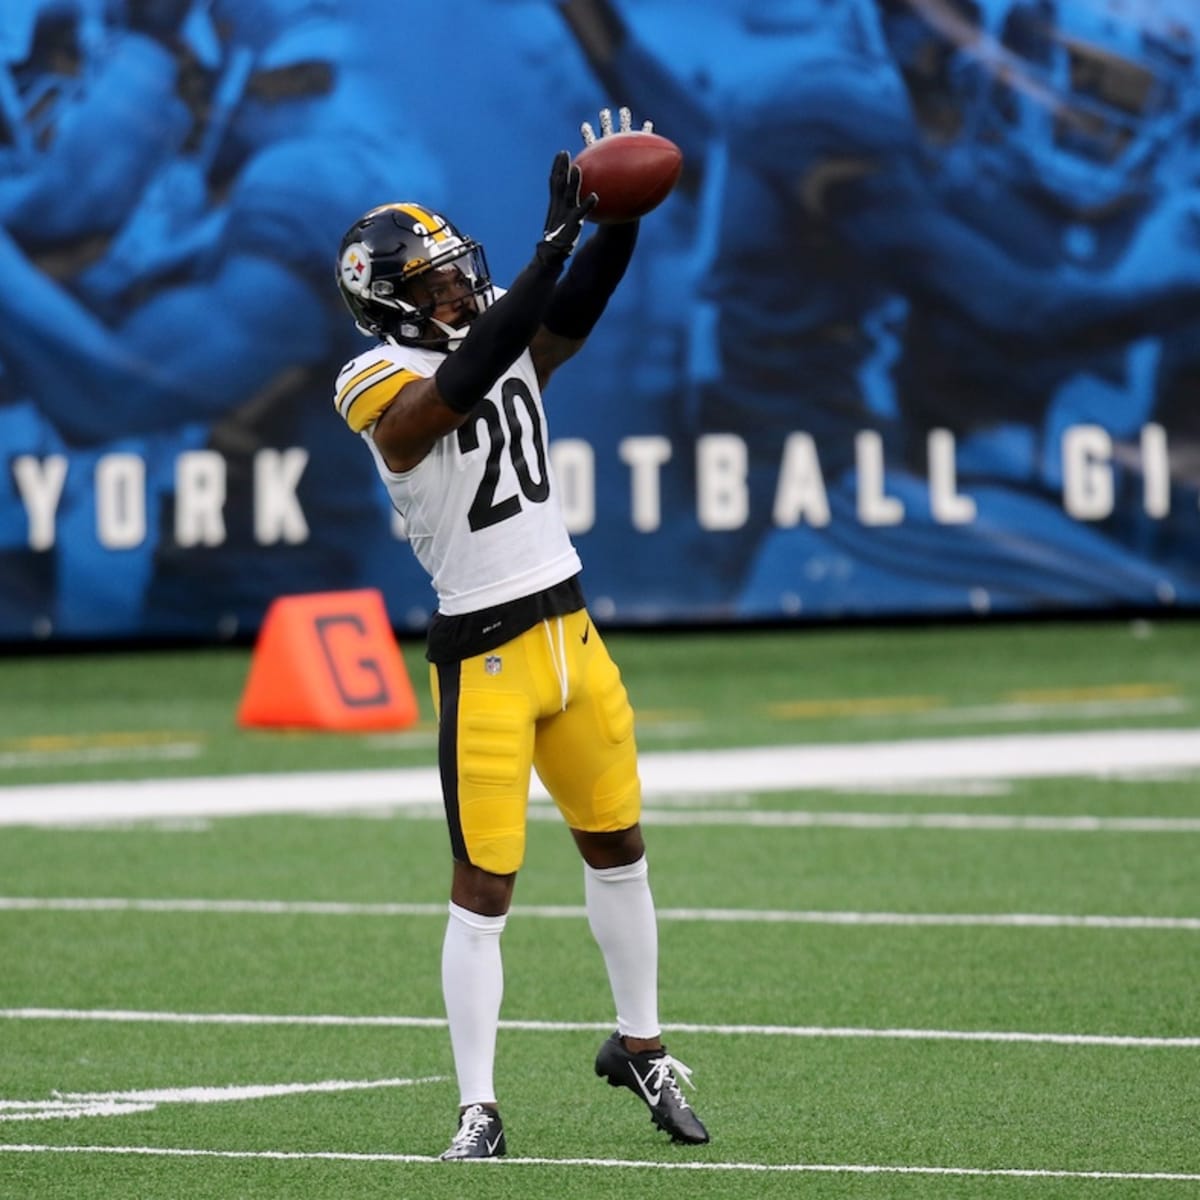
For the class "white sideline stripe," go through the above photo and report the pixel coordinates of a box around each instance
[2,1009,1197,1048]
[4,728,1200,826]
[3,897,1198,930]
[0,1144,1197,1181]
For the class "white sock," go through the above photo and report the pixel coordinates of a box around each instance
[584,856,660,1039]
[442,902,506,1106]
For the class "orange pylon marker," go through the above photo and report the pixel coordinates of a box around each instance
[237,589,419,731]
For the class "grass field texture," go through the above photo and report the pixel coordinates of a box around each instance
[1,617,1198,1197]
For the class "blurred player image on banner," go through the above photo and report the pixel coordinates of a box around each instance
[0,0,442,637]
[331,111,710,1159]
[3,0,1200,637]
[555,0,1200,619]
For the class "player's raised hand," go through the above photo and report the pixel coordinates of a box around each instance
[539,149,598,265]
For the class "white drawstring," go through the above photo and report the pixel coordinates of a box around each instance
[543,617,569,711]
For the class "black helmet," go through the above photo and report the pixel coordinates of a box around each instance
[335,202,492,346]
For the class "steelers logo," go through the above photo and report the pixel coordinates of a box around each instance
[339,243,371,295]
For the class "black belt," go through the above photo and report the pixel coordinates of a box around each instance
[425,575,585,664]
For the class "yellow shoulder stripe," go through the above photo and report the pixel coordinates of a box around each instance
[341,367,422,433]
[336,359,394,409]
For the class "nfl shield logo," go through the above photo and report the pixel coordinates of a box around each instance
[484,655,502,676]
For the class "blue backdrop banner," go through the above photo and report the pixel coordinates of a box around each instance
[2,0,1199,640]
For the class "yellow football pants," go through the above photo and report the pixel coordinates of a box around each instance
[430,608,642,875]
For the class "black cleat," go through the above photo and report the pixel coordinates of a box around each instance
[595,1032,710,1144]
[439,1103,507,1160]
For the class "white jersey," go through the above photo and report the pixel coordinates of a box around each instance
[333,339,581,616]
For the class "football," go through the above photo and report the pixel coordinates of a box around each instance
[573,131,683,224]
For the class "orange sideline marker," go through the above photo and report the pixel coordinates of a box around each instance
[237,589,419,731]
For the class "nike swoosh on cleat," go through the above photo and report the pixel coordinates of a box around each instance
[486,1133,504,1154]
[629,1064,662,1108]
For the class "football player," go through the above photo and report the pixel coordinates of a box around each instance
[332,112,710,1160]
[557,0,1200,618]
[0,0,441,636]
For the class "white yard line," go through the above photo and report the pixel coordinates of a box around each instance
[0,1143,1196,1181]
[633,811,1200,832]
[0,1076,445,1122]
[1,1008,1197,1048]
[912,697,1190,724]
[0,744,202,769]
[1,896,1197,930]
[2,727,1200,826]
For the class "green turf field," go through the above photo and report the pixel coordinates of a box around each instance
[2,618,1199,1197]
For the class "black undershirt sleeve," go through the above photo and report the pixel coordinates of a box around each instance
[542,221,639,340]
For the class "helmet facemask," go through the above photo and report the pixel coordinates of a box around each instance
[387,243,493,348]
[884,0,1200,216]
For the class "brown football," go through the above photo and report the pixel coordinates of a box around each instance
[573,131,684,224]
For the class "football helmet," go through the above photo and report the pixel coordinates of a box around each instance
[880,0,1200,213]
[0,0,235,205]
[0,0,109,172]
[336,202,493,346]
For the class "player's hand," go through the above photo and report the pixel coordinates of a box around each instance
[539,149,597,266]
[580,105,653,145]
